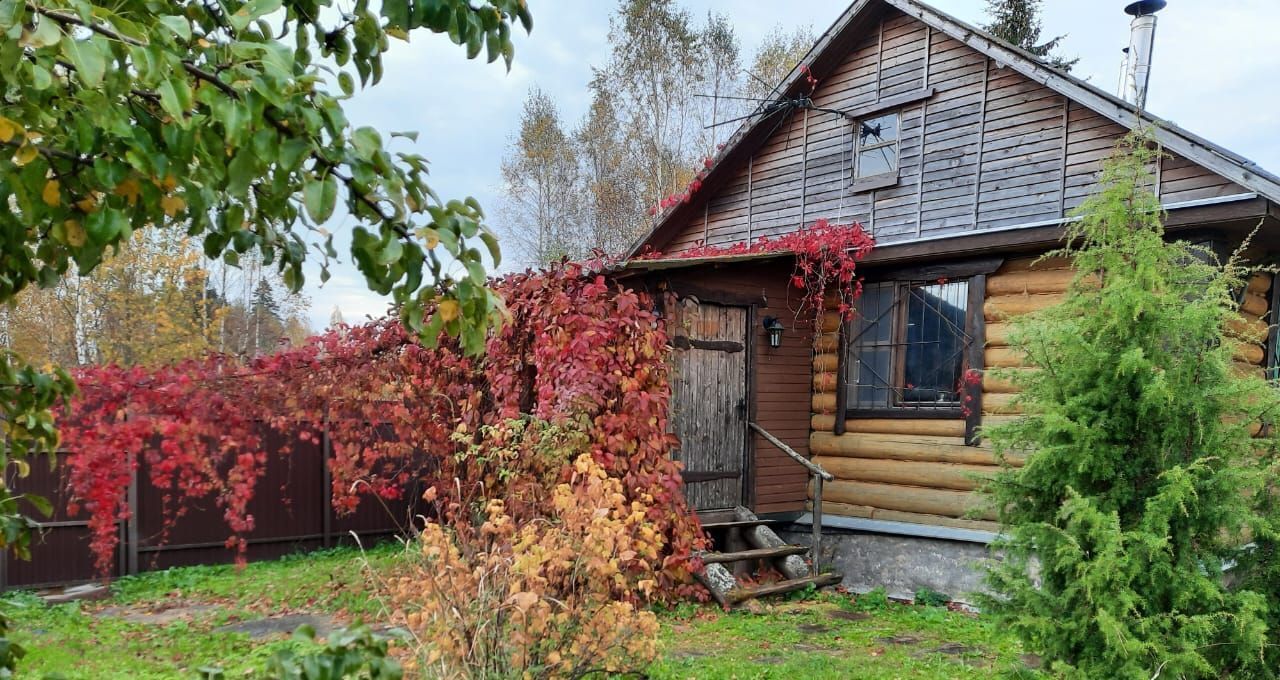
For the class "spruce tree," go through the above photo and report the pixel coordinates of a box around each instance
[982,133,1280,678]
[983,0,1078,72]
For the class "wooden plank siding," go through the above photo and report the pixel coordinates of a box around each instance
[657,6,1245,255]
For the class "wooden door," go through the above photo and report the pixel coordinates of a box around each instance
[669,299,749,511]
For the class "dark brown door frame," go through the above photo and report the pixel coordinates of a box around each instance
[743,303,757,510]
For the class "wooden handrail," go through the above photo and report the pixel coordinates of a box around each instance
[749,421,831,574]
[749,422,833,481]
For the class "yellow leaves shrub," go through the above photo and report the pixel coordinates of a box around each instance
[386,454,662,678]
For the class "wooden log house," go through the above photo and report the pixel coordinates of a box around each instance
[619,0,1280,592]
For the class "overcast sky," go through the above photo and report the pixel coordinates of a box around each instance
[302,0,1280,329]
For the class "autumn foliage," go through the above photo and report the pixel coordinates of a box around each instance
[56,263,705,593]
[388,453,663,678]
[638,218,875,324]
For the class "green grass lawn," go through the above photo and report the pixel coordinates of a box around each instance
[1,546,1026,679]
[651,591,1030,679]
[4,544,403,679]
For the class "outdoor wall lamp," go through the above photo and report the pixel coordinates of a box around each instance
[763,316,785,348]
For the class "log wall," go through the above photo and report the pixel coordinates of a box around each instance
[656,7,1245,256]
[808,255,1275,532]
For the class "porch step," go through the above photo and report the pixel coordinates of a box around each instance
[726,572,844,605]
[701,545,809,564]
[695,506,843,607]
[701,518,783,531]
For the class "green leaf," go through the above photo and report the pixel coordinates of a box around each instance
[405,302,423,331]
[24,494,51,518]
[465,260,486,286]
[351,127,381,159]
[84,209,125,246]
[22,16,61,48]
[157,15,191,42]
[278,138,311,171]
[381,0,409,29]
[338,71,354,96]
[303,174,337,223]
[282,265,302,292]
[435,225,459,254]
[62,36,105,87]
[480,230,501,268]
[29,64,52,90]
[231,230,256,253]
[227,149,256,197]
[240,0,282,21]
[157,79,185,120]
[0,0,23,29]
[377,238,403,266]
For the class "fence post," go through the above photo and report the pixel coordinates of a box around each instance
[321,413,332,549]
[126,450,139,575]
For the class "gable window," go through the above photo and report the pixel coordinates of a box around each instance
[854,112,899,179]
[843,278,971,414]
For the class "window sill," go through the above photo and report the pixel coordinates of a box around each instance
[844,408,965,420]
[849,173,899,193]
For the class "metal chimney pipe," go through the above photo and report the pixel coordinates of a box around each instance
[1122,0,1167,109]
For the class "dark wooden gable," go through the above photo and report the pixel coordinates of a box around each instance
[650,5,1246,257]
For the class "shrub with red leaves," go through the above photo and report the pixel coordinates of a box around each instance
[58,264,705,597]
[638,218,875,325]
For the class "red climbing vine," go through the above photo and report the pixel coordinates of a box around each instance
[56,264,705,598]
[637,218,875,324]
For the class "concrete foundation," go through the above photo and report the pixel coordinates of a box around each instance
[780,523,999,605]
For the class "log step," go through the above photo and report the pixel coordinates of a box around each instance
[701,545,810,564]
[701,518,783,531]
[726,572,844,604]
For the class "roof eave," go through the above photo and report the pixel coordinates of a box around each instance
[882,0,1280,204]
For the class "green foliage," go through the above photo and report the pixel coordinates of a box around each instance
[257,624,402,680]
[981,133,1280,678]
[914,588,949,608]
[0,609,23,679]
[0,0,531,352]
[983,0,1077,71]
[782,582,819,602]
[0,352,72,558]
[855,588,890,612]
[201,625,402,679]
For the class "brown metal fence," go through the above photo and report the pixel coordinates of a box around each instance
[4,424,420,591]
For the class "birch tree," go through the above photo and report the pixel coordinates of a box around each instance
[577,75,649,256]
[744,24,817,101]
[606,0,703,209]
[697,12,741,151]
[499,89,584,266]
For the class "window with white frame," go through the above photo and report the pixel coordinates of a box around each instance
[854,112,900,180]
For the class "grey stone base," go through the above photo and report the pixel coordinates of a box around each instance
[780,526,998,605]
